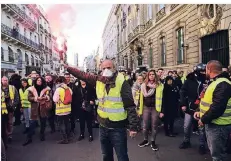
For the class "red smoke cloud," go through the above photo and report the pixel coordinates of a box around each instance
[45,4,77,38]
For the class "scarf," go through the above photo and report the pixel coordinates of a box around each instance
[141,82,155,97]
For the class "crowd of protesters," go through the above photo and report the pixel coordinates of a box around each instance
[1,61,231,161]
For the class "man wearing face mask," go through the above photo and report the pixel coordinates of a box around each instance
[64,59,139,161]
[179,63,207,155]
[194,60,231,161]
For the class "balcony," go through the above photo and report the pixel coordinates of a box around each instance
[156,7,166,22]
[145,19,153,30]
[170,4,179,11]
[39,43,44,50]
[48,33,51,37]
[44,29,48,34]
[1,23,40,52]
[1,4,36,31]
[128,25,145,42]
[49,49,52,53]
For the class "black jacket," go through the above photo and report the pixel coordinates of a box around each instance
[162,77,180,117]
[201,72,231,124]
[179,72,205,115]
[67,82,79,113]
[76,84,96,110]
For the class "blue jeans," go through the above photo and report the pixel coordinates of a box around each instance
[183,113,206,146]
[23,108,31,128]
[99,125,129,161]
[205,124,231,161]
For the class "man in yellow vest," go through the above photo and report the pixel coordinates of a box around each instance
[1,76,19,144]
[64,59,139,161]
[194,60,231,161]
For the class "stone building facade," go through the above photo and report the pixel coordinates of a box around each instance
[114,4,231,72]
[1,4,53,77]
[102,5,118,64]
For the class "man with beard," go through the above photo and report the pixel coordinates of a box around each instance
[63,60,138,161]
[45,74,56,133]
[194,60,231,161]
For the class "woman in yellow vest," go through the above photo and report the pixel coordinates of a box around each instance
[137,70,164,151]
[19,78,31,134]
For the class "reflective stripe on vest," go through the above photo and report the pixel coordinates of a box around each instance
[9,85,15,100]
[55,87,71,115]
[1,91,8,114]
[96,73,127,122]
[98,96,122,103]
[138,84,164,115]
[19,89,31,108]
[199,78,231,125]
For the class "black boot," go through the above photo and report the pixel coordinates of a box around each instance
[78,134,84,141]
[89,135,93,142]
[22,138,32,146]
[40,134,45,141]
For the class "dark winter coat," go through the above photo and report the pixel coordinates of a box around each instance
[162,76,179,118]
[179,72,205,115]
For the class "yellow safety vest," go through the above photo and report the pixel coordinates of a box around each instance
[96,73,127,121]
[200,78,231,125]
[9,85,15,101]
[19,88,31,108]
[181,76,186,84]
[1,91,8,114]
[138,83,164,115]
[28,79,33,86]
[125,75,129,81]
[55,87,71,115]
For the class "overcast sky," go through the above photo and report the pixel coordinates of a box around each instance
[43,4,112,66]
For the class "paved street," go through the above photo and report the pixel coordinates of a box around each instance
[6,119,219,161]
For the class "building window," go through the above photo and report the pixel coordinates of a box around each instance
[176,28,184,64]
[1,47,4,61]
[30,32,32,39]
[149,47,153,68]
[34,35,37,43]
[128,6,131,15]
[160,37,166,66]
[25,53,29,65]
[158,4,165,11]
[31,55,35,66]
[8,47,14,63]
[45,37,47,46]
[24,28,26,37]
[147,4,152,20]
[23,6,25,11]
[36,59,39,66]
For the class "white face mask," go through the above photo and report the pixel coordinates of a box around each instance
[102,69,113,77]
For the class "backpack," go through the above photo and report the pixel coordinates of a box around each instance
[61,87,72,105]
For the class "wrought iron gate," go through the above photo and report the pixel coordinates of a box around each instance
[201,30,230,67]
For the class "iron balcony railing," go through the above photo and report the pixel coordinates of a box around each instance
[1,23,39,50]
[7,4,36,29]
